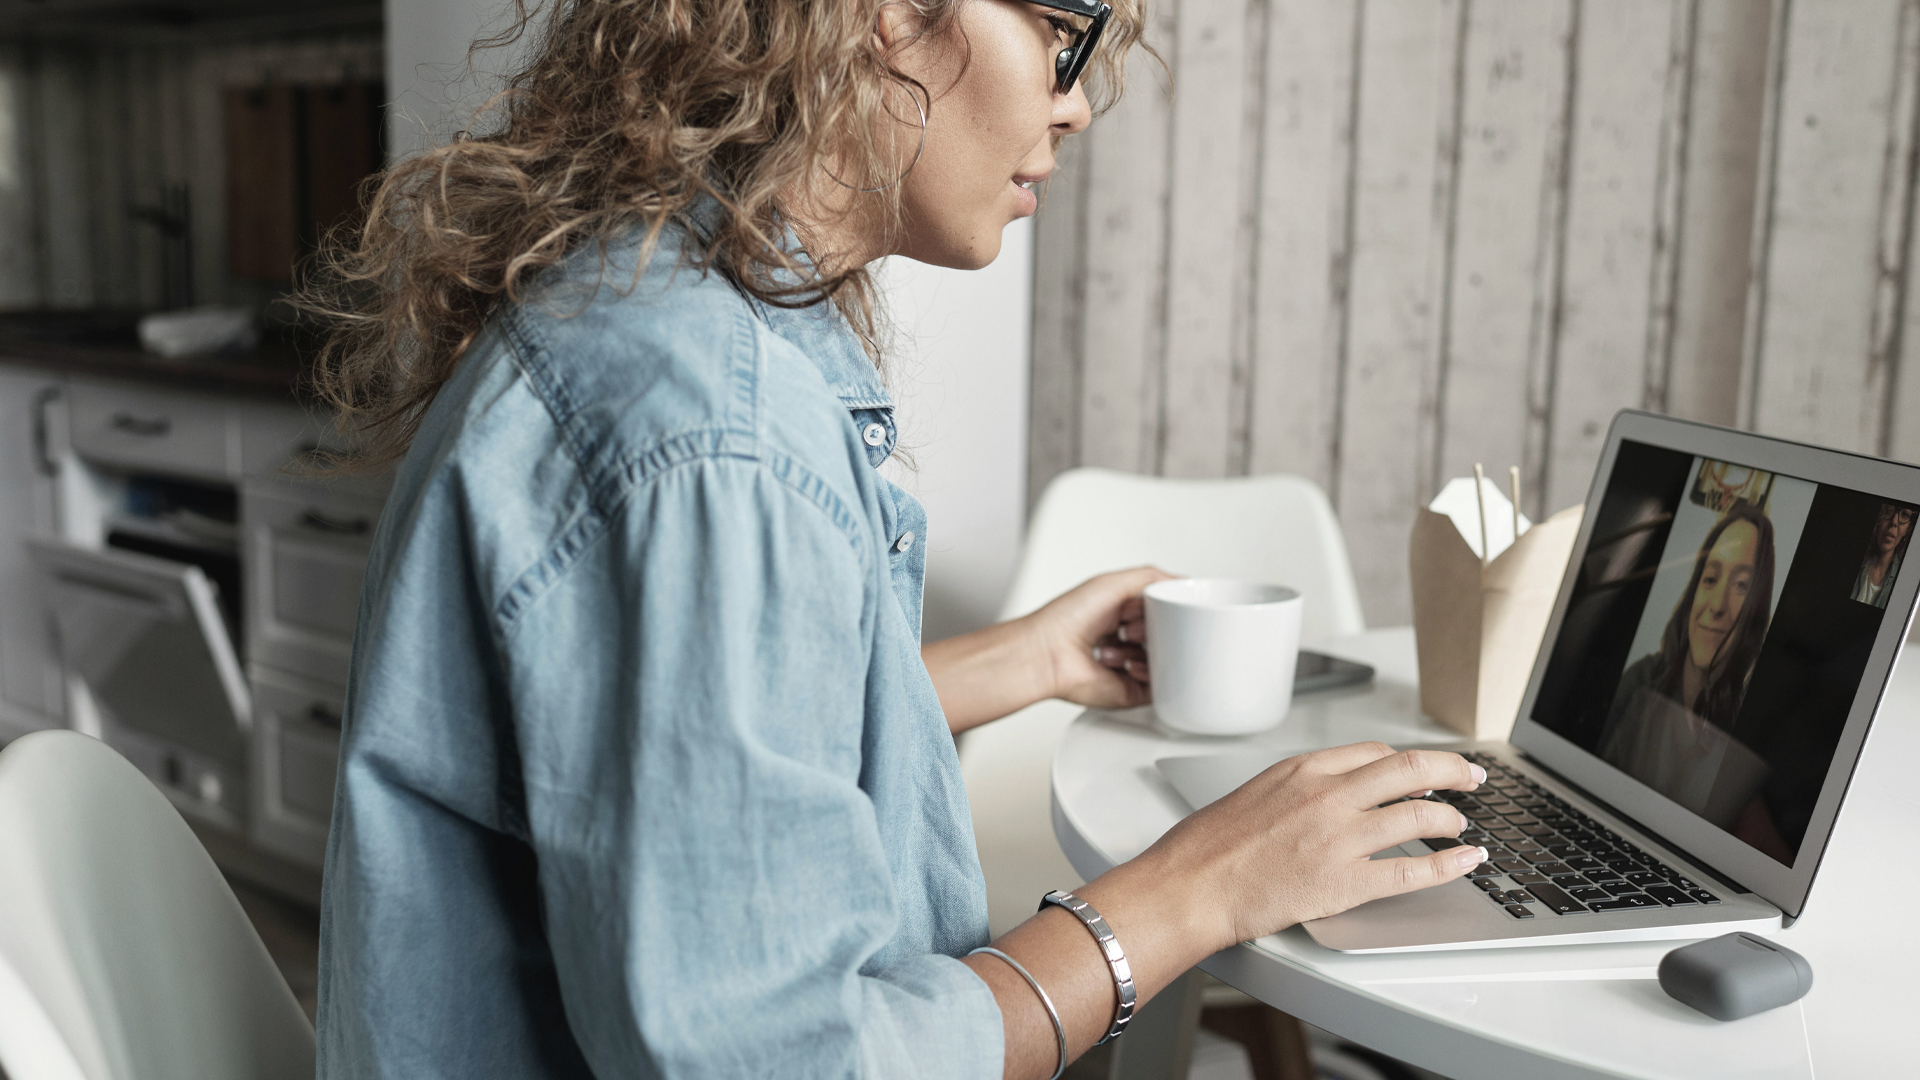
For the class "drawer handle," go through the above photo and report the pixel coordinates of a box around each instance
[307,703,343,729]
[300,509,371,536]
[32,386,60,477]
[110,412,172,437]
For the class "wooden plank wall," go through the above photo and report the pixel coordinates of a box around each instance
[0,33,382,312]
[1032,0,1920,625]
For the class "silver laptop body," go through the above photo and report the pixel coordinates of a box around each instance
[1160,411,1920,952]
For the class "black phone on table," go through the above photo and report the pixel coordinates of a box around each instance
[1294,650,1374,694]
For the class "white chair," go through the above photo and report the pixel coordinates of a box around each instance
[0,730,315,1080]
[960,468,1365,935]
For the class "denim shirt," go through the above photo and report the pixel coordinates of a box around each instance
[316,226,1002,1079]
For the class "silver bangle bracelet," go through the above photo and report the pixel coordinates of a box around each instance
[969,946,1068,1080]
[1039,890,1136,1043]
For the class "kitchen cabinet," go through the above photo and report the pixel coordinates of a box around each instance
[0,368,66,738]
[225,80,385,280]
[249,665,343,866]
[225,86,300,281]
[0,352,386,894]
[31,536,253,829]
[67,378,237,480]
[244,477,380,684]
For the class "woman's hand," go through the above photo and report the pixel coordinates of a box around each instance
[1026,566,1174,710]
[1125,742,1488,947]
[975,743,1488,1078]
[923,566,1172,734]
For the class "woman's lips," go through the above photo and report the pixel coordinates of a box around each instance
[1010,179,1038,217]
[1694,623,1729,655]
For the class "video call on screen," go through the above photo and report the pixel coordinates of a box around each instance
[1531,441,1915,866]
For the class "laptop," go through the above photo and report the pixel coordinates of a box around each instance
[1157,410,1920,952]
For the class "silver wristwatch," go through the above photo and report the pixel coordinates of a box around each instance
[1039,890,1136,1043]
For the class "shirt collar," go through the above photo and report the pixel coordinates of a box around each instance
[681,195,893,413]
[756,300,893,412]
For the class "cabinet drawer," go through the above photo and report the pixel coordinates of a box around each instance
[235,400,322,477]
[69,381,234,479]
[249,665,341,868]
[244,479,380,684]
[236,402,393,492]
[0,368,65,735]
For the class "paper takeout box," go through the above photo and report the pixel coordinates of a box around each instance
[1410,482,1584,740]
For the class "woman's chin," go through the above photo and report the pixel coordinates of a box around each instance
[902,230,1003,271]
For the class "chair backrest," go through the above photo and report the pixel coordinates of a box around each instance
[0,731,315,1080]
[997,468,1365,638]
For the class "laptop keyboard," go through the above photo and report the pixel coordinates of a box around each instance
[1415,753,1722,919]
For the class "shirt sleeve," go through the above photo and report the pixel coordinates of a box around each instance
[500,453,1003,1079]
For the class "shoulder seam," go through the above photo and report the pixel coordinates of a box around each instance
[503,284,771,501]
[499,307,596,474]
[726,293,762,440]
[494,441,874,627]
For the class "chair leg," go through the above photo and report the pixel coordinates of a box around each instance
[1198,1003,1314,1080]
[1066,968,1204,1080]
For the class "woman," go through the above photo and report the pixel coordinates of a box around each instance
[1600,503,1775,823]
[306,1,1489,1077]
[1850,503,1913,609]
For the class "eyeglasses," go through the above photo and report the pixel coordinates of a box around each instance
[1028,0,1113,95]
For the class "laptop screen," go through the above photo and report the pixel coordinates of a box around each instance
[1528,439,1915,868]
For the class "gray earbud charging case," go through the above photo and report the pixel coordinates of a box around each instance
[1657,932,1813,1021]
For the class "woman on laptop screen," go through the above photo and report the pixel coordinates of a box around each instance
[1600,500,1777,826]
[1533,441,1912,868]
[1849,502,1914,608]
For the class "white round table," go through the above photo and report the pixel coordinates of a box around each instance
[1050,627,1915,1079]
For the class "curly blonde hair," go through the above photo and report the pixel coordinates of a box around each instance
[299,0,1147,466]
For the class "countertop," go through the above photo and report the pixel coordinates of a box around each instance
[0,312,311,400]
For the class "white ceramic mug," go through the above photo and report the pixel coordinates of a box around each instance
[1143,578,1304,735]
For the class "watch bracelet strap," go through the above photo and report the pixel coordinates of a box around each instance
[1039,889,1136,1043]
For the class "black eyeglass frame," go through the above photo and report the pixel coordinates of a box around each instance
[1029,0,1112,95]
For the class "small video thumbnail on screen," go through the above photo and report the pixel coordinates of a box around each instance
[1847,501,1914,609]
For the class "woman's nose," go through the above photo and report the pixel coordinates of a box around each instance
[1054,81,1092,136]
[1702,584,1728,617]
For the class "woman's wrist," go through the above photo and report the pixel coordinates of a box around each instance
[1026,608,1085,704]
[1073,849,1237,990]
[969,824,1249,1078]
[922,614,1065,733]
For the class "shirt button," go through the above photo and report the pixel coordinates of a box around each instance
[894,531,915,553]
[862,423,888,448]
